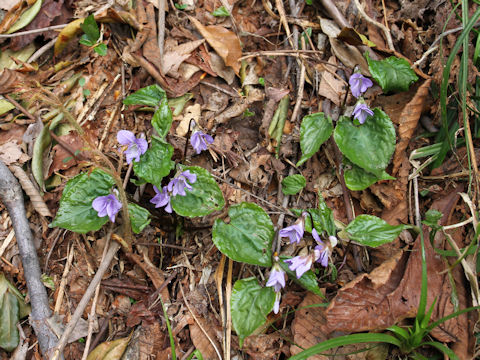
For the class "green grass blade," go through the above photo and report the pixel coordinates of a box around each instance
[160,299,176,360]
[440,7,480,153]
[426,305,480,332]
[417,227,428,322]
[421,341,459,360]
[288,333,401,360]
[387,325,410,341]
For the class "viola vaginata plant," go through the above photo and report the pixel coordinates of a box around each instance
[50,52,420,350]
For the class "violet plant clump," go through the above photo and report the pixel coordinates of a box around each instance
[92,191,122,222]
[117,130,148,164]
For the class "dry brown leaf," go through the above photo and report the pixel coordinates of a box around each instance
[243,333,285,360]
[189,321,222,360]
[48,131,85,176]
[317,57,345,106]
[329,38,370,75]
[189,16,242,75]
[162,39,205,76]
[290,293,329,360]
[0,141,29,165]
[392,79,431,175]
[325,188,469,347]
[9,165,52,217]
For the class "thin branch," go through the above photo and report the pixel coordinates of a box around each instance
[0,24,67,38]
[352,0,394,50]
[0,161,58,358]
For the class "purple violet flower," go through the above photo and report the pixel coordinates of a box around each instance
[273,291,281,314]
[117,130,148,164]
[191,130,214,154]
[168,170,197,197]
[284,255,313,279]
[266,264,286,293]
[312,229,336,267]
[92,192,122,222]
[349,73,373,98]
[352,102,374,124]
[279,217,305,244]
[150,185,172,213]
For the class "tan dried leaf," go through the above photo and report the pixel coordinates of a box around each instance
[189,16,242,74]
[317,57,345,106]
[392,79,431,175]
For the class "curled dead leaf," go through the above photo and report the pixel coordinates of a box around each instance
[189,16,242,75]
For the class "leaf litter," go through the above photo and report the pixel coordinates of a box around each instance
[0,0,479,359]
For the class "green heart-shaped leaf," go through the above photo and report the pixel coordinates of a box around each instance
[133,138,174,189]
[213,202,274,266]
[281,174,306,195]
[128,203,151,234]
[366,53,418,93]
[346,215,411,247]
[231,278,275,347]
[170,166,225,217]
[297,112,333,166]
[334,110,395,174]
[50,169,115,233]
[343,158,395,191]
[123,84,166,107]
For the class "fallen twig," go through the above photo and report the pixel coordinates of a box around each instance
[0,160,58,357]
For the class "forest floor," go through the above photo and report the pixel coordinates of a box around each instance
[0,0,479,359]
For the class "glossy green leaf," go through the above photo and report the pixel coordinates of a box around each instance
[279,256,324,297]
[170,166,225,217]
[297,113,333,166]
[334,110,395,174]
[366,53,418,93]
[32,123,51,191]
[423,209,443,229]
[0,291,19,352]
[94,43,107,56]
[231,278,275,347]
[80,15,100,43]
[133,138,174,189]
[344,158,395,191]
[211,6,230,16]
[7,0,43,34]
[50,169,115,233]
[123,84,166,107]
[213,202,274,266]
[281,174,306,195]
[345,215,410,247]
[128,203,151,234]
[152,97,173,138]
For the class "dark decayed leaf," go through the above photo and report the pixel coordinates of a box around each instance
[334,110,395,174]
[170,166,225,217]
[133,138,174,189]
[366,53,418,93]
[32,123,51,191]
[231,278,275,347]
[345,215,410,247]
[297,113,333,166]
[281,174,306,195]
[0,290,19,352]
[213,202,274,266]
[50,169,115,233]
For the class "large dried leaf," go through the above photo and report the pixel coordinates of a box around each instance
[290,293,329,360]
[392,79,431,175]
[189,16,242,74]
[325,188,466,344]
